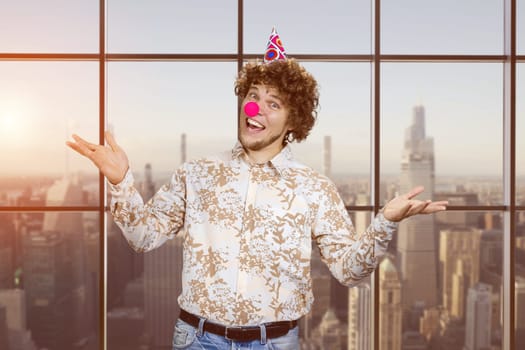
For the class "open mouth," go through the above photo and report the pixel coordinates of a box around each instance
[246,118,265,131]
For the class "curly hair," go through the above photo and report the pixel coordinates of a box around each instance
[234,58,319,143]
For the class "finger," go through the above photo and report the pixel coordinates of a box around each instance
[66,140,93,158]
[422,201,449,213]
[407,200,431,216]
[105,131,119,152]
[403,186,425,200]
[72,134,97,151]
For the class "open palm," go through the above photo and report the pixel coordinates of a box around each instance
[382,186,448,222]
[66,131,129,185]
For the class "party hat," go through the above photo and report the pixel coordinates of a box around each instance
[263,27,287,63]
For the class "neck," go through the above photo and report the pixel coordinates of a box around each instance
[245,144,284,164]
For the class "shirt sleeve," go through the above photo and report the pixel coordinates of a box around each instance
[311,179,398,287]
[108,167,187,252]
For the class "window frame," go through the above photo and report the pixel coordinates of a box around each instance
[0,0,523,349]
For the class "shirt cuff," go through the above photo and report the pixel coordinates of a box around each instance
[108,168,134,196]
[372,212,398,241]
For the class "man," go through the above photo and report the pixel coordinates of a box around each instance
[67,29,447,350]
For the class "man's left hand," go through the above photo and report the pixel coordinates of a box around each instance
[382,186,448,222]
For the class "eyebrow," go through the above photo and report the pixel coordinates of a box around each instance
[248,85,283,102]
[268,93,283,103]
[250,85,283,102]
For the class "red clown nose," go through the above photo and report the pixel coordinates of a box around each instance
[244,102,259,117]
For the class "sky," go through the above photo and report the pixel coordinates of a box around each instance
[0,0,524,180]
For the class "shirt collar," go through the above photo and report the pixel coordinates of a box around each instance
[231,142,294,177]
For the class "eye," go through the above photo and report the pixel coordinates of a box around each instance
[270,102,280,110]
[248,92,258,99]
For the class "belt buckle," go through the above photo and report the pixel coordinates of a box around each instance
[224,326,244,341]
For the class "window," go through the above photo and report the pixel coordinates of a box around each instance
[0,1,522,349]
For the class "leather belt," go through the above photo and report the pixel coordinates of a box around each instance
[179,309,298,342]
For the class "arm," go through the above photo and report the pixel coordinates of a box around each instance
[312,182,398,287]
[108,167,186,252]
[66,131,186,252]
[312,182,447,287]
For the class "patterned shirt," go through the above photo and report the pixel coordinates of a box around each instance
[109,142,397,326]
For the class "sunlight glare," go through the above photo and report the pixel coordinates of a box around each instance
[0,114,16,132]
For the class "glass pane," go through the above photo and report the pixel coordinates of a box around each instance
[299,210,372,348]
[0,211,100,349]
[107,0,237,53]
[381,0,503,54]
[0,62,100,207]
[519,0,525,55]
[0,1,98,53]
[107,211,180,349]
[381,63,503,206]
[292,62,371,206]
[107,62,237,175]
[107,62,236,348]
[379,211,503,350]
[244,0,371,54]
[517,211,525,348]
[518,64,525,204]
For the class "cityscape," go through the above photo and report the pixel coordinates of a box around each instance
[0,105,524,350]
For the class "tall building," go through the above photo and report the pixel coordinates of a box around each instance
[439,228,481,318]
[310,308,344,349]
[347,283,370,350]
[0,289,37,350]
[419,307,440,342]
[464,283,492,350]
[401,331,427,350]
[0,214,15,289]
[22,175,93,348]
[397,105,438,312]
[141,163,155,201]
[516,277,525,347]
[379,257,402,350]
[0,305,9,350]
[23,231,74,349]
[181,133,187,164]
[434,192,479,228]
[323,135,331,179]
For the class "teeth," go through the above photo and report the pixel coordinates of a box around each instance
[247,119,264,128]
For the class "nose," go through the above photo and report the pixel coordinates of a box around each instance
[244,101,260,117]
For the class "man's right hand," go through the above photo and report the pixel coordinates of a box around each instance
[66,131,129,185]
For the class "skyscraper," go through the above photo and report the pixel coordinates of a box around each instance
[0,305,9,350]
[141,163,155,201]
[379,257,402,350]
[24,176,89,349]
[311,308,344,349]
[0,289,38,350]
[439,228,482,318]
[323,135,331,179]
[181,133,187,164]
[464,283,492,350]
[0,214,15,289]
[397,105,438,312]
[347,283,370,350]
[516,277,525,347]
[23,231,74,349]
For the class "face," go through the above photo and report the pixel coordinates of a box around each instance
[238,84,292,157]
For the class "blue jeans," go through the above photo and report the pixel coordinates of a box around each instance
[172,319,299,350]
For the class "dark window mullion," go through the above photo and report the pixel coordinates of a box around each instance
[99,0,106,349]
